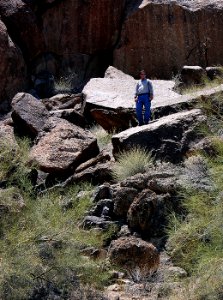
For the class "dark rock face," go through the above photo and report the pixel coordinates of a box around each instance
[11,93,49,138]
[90,108,137,132]
[180,66,206,86]
[1,0,223,109]
[0,0,45,60]
[112,109,206,163]
[49,109,86,128]
[114,1,223,79]
[108,236,160,279]
[82,216,118,230]
[0,19,27,112]
[113,187,138,218]
[127,189,157,234]
[206,66,223,80]
[71,162,113,185]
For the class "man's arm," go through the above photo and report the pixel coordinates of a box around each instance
[148,81,154,100]
[135,82,139,101]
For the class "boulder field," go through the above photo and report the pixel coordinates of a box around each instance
[0,0,223,110]
[0,66,218,299]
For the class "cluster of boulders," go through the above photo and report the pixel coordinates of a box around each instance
[0,65,221,300]
[176,65,223,91]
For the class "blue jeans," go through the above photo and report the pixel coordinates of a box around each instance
[136,94,151,126]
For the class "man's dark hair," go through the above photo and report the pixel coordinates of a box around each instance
[139,70,146,75]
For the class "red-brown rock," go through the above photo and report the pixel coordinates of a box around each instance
[29,119,99,175]
[114,1,223,79]
[0,19,26,111]
[127,189,157,234]
[108,236,160,281]
[0,0,45,60]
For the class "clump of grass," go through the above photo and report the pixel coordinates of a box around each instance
[0,137,33,194]
[112,147,153,181]
[54,75,73,93]
[90,125,113,149]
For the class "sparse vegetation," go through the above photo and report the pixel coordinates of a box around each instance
[0,137,33,194]
[0,139,111,299]
[112,147,153,181]
[54,75,73,93]
[167,93,223,300]
[182,76,223,95]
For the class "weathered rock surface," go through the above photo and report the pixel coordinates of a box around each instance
[113,187,138,219]
[49,109,86,128]
[39,0,126,87]
[108,237,160,279]
[180,66,206,86]
[114,1,223,78]
[1,0,223,109]
[127,189,157,234]
[90,108,137,132]
[128,190,173,237]
[84,67,181,110]
[42,94,85,113]
[71,161,113,185]
[0,0,45,60]
[11,93,49,138]
[0,123,17,148]
[82,216,117,231]
[0,19,26,112]
[29,119,99,175]
[112,109,206,163]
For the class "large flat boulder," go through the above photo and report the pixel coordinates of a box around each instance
[84,67,223,131]
[84,67,180,110]
[11,93,49,138]
[112,109,206,163]
[29,118,99,175]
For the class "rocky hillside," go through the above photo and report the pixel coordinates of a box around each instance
[0,0,223,110]
[0,63,223,299]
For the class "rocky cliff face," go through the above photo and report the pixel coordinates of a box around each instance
[0,0,223,110]
[114,0,223,78]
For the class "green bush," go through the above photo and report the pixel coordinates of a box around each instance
[112,147,153,181]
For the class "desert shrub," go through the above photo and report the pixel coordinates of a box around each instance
[54,75,73,93]
[90,125,113,149]
[112,147,153,181]
[0,184,110,299]
[0,137,33,194]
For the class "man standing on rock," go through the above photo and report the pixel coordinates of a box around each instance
[135,70,154,126]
